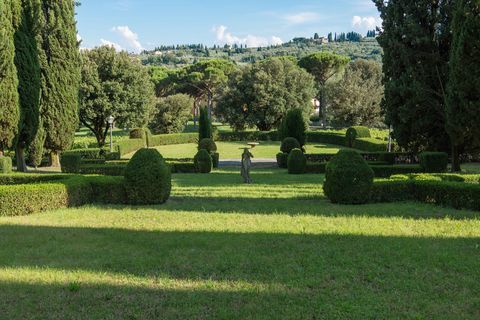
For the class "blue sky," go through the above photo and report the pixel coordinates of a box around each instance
[77,0,381,52]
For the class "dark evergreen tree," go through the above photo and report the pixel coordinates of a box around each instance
[446,0,480,171]
[38,0,81,166]
[13,0,41,171]
[327,32,333,42]
[280,108,307,147]
[374,0,453,153]
[198,107,212,140]
[0,0,20,155]
[314,33,320,40]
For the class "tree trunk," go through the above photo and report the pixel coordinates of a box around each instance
[15,146,28,172]
[319,92,327,127]
[49,151,60,168]
[451,145,461,172]
[193,100,198,128]
[207,92,213,119]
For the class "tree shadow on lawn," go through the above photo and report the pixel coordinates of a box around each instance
[0,225,478,318]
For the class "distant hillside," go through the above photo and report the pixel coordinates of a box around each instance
[140,37,382,67]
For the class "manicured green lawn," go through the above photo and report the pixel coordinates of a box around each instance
[137,141,349,159]
[0,169,479,319]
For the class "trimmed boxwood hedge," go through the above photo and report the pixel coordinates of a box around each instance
[287,149,307,174]
[306,131,346,146]
[124,149,172,205]
[324,150,374,204]
[419,152,448,173]
[370,165,424,178]
[276,153,288,168]
[62,148,105,160]
[353,138,388,152]
[60,154,82,174]
[116,138,146,157]
[0,157,13,174]
[148,133,198,147]
[0,175,127,217]
[217,131,279,142]
[194,150,212,174]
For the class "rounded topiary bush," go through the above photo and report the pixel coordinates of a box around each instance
[276,152,288,168]
[198,138,217,153]
[287,149,306,174]
[129,128,147,140]
[0,157,13,174]
[124,148,171,205]
[281,137,301,154]
[323,149,374,204]
[194,149,212,173]
[211,152,220,168]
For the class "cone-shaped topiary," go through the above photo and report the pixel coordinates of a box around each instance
[124,148,171,205]
[0,157,13,174]
[287,149,306,174]
[323,149,374,204]
[281,137,301,154]
[194,149,212,173]
[198,138,217,153]
[279,108,307,147]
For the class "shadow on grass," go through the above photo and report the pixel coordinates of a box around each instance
[0,225,478,318]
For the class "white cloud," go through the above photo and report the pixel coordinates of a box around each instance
[284,12,320,24]
[100,39,123,51]
[111,26,144,53]
[352,16,382,30]
[213,25,283,48]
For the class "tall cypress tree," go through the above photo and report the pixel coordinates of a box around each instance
[374,0,453,153]
[39,0,80,166]
[446,0,480,171]
[13,0,42,171]
[0,0,20,155]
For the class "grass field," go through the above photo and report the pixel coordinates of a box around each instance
[0,169,479,319]
[135,141,349,159]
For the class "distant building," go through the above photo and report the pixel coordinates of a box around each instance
[313,37,329,44]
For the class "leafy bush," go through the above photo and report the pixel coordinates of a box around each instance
[280,108,307,146]
[0,157,13,174]
[323,150,374,204]
[115,139,146,158]
[148,133,198,147]
[60,154,82,174]
[419,152,448,173]
[281,137,301,154]
[124,148,171,205]
[288,149,307,174]
[149,94,193,134]
[211,152,220,168]
[370,165,423,178]
[198,138,217,153]
[194,149,212,173]
[346,126,371,147]
[199,107,212,141]
[129,128,147,140]
[276,152,288,168]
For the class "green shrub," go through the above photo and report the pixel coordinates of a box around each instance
[419,152,448,173]
[0,157,13,174]
[194,149,212,174]
[129,128,147,140]
[211,152,220,168]
[124,148,171,205]
[280,108,307,146]
[0,174,68,185]
[116,139,146,158]
[370,165,423,178]
[323,150,374,204]
[148,133,198,147]
[353,138,388,152]
[288,149,307,174]
[281,137,301,154]
[198,138,217,153]
[370,180,413,203]
[168,161,197,173]
[346,126,371,147]
[60,154,82,173]
[276,152,288,168]
[80,164,126,176]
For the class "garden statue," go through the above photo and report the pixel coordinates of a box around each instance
[241,148,254,184]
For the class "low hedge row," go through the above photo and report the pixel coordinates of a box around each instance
[306,131,346,145]
[370,165,424,178]
[371,177,480,211]
[217,131,279,142]
[0,175,127,216]
[148,133,198,147]
[353,138,388,152]
[116,139,146,157]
